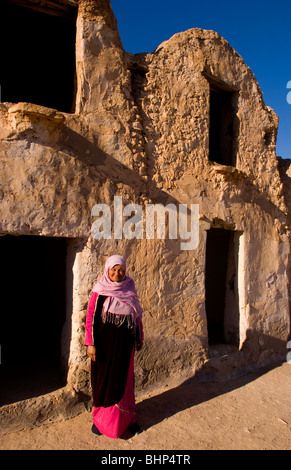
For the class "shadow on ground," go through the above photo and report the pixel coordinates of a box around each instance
[135,360,284,433]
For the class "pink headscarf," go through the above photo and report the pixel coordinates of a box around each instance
[92,255,143,323]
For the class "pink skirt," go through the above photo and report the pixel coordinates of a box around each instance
[92,349,137,439]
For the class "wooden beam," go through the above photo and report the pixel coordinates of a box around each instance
[8,0,78,17]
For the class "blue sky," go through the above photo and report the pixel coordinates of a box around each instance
[110,0,291,159]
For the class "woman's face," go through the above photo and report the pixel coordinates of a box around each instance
[109,264,125,282]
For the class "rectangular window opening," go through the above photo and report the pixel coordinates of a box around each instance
[209,82,238,166]
[0,234,70,406]
[0,0,77,113]
[205,228,241,348]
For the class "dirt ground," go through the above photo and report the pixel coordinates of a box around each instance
[1,361,290,451]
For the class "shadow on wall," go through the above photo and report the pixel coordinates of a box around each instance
[58,125,188,207]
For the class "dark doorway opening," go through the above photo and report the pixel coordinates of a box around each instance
[0,235,68,406]
[205,228,240,347]
[209,84,237,166]
[0,0,77,113]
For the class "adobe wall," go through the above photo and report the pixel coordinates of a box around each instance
[0,0,290,433]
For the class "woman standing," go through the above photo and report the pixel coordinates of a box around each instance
[85,255,144,439]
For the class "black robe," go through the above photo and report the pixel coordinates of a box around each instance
[91,295,135,408]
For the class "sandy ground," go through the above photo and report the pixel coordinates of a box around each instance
[1,361,290,451]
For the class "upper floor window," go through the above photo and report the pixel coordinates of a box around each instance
[0,0,77,113]
[208,79,238,167]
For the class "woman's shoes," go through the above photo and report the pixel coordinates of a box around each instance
[91,424,102,436]
[128,422,141,435]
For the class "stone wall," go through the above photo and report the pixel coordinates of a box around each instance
[0,0,290,433]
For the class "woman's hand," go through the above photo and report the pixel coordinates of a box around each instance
[87,345,97,361]
[135,341,143,352]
